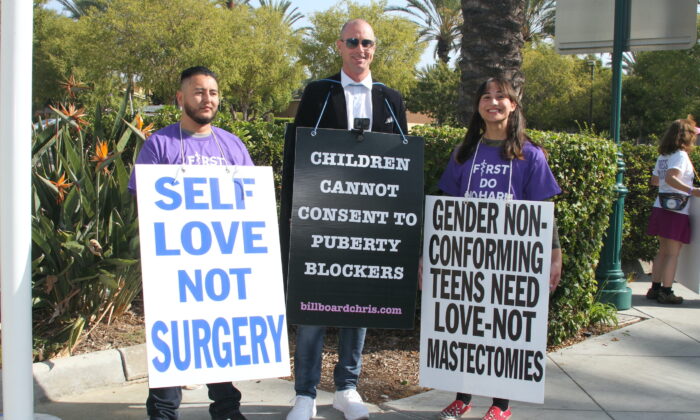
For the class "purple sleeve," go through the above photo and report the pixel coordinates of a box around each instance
[437,150,462,197]
[127,135,162,195]
[523,146,561,201]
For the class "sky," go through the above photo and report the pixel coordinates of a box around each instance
[45,0,437,69]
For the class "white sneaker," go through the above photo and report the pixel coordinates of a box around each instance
[333,389,369,420]
[287,395,317,420]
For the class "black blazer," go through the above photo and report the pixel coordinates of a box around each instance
[293,73,408,133]
[279,73,408,277]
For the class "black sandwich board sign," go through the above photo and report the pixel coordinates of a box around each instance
[286,127,424,329]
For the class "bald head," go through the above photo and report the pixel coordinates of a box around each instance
[336,19,376,82]
[340,19,373,39]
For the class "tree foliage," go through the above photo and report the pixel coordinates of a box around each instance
[33,7,81,109]
[37,0,305,120]
[406,62,460,125]
[258,0,306,30]
[521,42,612,133]
[522,0,555,43]
[78,0,229,103]
[622,22,700,141]
[300,0,424,94]
[55,0,110,18]
[386,0,461,64]
[36,0,427,118]
[217,0,252,8]
[221,6,306,120]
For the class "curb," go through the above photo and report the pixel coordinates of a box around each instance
[5,343,148,403]
[20,311,645,403]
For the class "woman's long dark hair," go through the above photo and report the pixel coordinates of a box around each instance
[456,77,539,164]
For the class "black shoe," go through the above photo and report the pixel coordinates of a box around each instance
[646,287,660,300]
[213,409,247,420]
[657,289,683,304]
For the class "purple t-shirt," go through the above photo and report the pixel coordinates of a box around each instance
[438,140,561,201]
[128,123,253,193]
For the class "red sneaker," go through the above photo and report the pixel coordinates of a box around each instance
[439,400,472,420]
[482,406,512,420]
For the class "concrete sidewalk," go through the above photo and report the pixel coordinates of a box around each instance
[19,278,700,419]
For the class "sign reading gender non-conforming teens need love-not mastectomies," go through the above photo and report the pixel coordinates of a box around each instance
[420,196,553,403]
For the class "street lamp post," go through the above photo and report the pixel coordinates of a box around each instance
[595,0,632,310]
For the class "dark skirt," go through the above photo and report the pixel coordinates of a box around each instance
[647,206,691,244]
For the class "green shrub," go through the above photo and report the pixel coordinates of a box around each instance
[620,142,658,262]
[588,301,619,327]
[413,126,618,346]
[32,89,144,358]
[535,131,618,345]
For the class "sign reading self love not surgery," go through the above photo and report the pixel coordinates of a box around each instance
[135,164,290,388]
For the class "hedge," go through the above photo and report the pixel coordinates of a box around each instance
[534,131,617,344]
[620,143,658,262]
[148,110,619,346]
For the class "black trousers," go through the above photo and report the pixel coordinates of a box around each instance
[147,382,242,420]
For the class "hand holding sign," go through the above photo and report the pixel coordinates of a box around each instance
[136,164,290,388]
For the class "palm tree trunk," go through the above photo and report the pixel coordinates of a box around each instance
[458,0,525,125]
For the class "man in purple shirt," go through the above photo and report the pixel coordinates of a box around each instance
[129,66,251,420]
[128,67,252,193]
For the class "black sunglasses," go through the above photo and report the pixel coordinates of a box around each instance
[340,38,376,49]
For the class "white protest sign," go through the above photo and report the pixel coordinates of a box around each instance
[135,164,290,388]
[419,196,553,403]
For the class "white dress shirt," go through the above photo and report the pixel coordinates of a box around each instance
[340,70,373,131]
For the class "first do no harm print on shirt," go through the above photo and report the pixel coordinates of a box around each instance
[135,164,290,388]
[419,196,553,404]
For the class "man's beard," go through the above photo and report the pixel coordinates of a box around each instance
[184,103,217,125]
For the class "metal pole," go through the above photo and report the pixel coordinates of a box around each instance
[1,0,36,418]
[595,0,632,309]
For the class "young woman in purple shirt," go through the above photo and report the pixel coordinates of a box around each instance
[435,77,562,420]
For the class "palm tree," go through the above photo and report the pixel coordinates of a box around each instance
[214,0,252,9]
[56,0,108,18]
[458,0,525,125]
[258,0,305,29]
[621,51,638,75]
[387,0,462,64]
[522,0,555,43]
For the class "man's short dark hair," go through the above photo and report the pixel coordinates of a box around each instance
[180,66,218,85]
